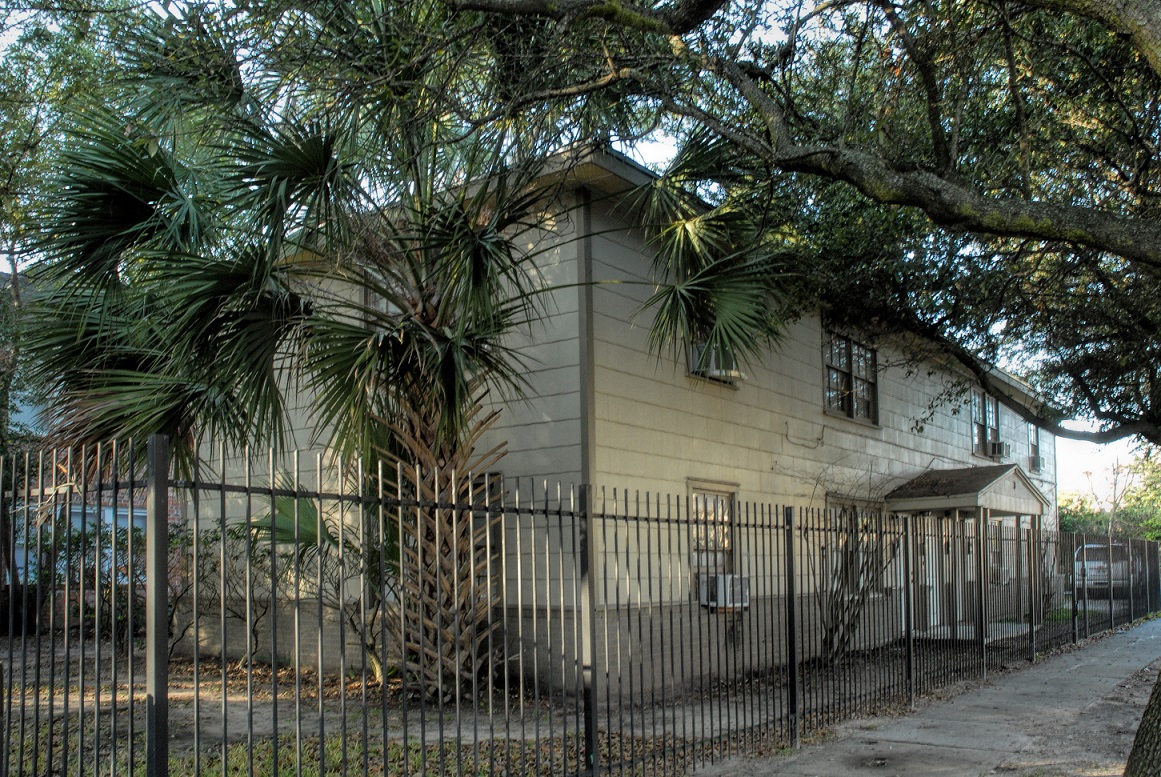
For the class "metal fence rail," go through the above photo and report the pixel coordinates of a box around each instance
[1,437,1158,777]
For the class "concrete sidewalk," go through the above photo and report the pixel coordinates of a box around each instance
[697,618,1161,777]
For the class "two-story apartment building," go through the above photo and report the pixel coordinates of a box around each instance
[481,148,1055,528]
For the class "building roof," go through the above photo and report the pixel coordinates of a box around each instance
[885,464,1050,516]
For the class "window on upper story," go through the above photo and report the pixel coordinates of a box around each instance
[825,332,878,423]
[1028,424,1043,473]
[971,390,1000,456]
[688,342,743,384]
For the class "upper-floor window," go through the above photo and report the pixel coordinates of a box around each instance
[1028,424,1042,472]
[971,390,999,456]
[825,332,877,423]
[688,342,743,384]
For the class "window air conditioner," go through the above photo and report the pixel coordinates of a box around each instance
[689,344,744,383]
[1029,455,1044,473]
[989,441,1010,459]
[698,573,751,611]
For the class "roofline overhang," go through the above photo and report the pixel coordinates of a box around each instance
[536,147,1060,421]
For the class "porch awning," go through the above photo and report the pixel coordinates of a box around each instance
[884,464,1050,516]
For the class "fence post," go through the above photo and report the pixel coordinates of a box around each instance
[1071,534,1079,645]
[578,486,600,777]
[146,434,170,777]
[1077,534,1086,636]
[1129,539,1136,621]
[783,506,800,749]
[902,515,915,709]
[1108,534,1116,628]
[1148,541,1155,614]
[0,660,5,777]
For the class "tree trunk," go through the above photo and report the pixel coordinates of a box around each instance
[386,400,507,700]
[1126,672,1161,776]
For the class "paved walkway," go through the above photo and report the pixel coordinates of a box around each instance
[697,618,1161,777]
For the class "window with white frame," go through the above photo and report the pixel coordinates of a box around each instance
[688,341,743,384]
[971,390,999,456]
[1028,424,1042,472]
[825,332,878,423]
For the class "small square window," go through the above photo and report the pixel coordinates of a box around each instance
[689,342,743,384]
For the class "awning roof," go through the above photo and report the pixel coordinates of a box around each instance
[884,464,1050,516]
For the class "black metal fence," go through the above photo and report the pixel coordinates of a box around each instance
[0,437,1156,777]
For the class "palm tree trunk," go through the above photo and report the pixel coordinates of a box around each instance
[388,401,506,701]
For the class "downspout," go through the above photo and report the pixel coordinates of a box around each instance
[578,189,596,487]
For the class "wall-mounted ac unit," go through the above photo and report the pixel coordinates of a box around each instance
[689,344,744,383]
[1028,455,1044,473]
[698,573,750,612]
[989,441,1010,459]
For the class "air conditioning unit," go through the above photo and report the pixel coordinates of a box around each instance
[689,344,744,383]
[989,441,1010,459]
[1028,455,1044,473]
[698,573,750,612]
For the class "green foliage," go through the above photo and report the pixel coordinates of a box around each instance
[14,0,1161,454]
[1123,450,1161,541]
[1057,494,1110,536]
[1059,449,1161,540]
[637,133,795,368]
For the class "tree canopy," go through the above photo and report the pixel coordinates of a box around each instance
[0,5,118,454]
[10,0,1161,456]
[468,0,1161,445]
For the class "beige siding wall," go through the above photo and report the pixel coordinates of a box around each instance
[578,197,1057,524]
[198,179,1056,527]
[480,198,585,485]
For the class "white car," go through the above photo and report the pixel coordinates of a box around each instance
[1074,542,1144,600]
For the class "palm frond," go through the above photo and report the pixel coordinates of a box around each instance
[227,120,361,255]
[643,248,792,366]
[36,109,208,287]
[250,480,339,564]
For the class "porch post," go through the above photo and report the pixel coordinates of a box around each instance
[975,508,987,680]
[902,514,915,708]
